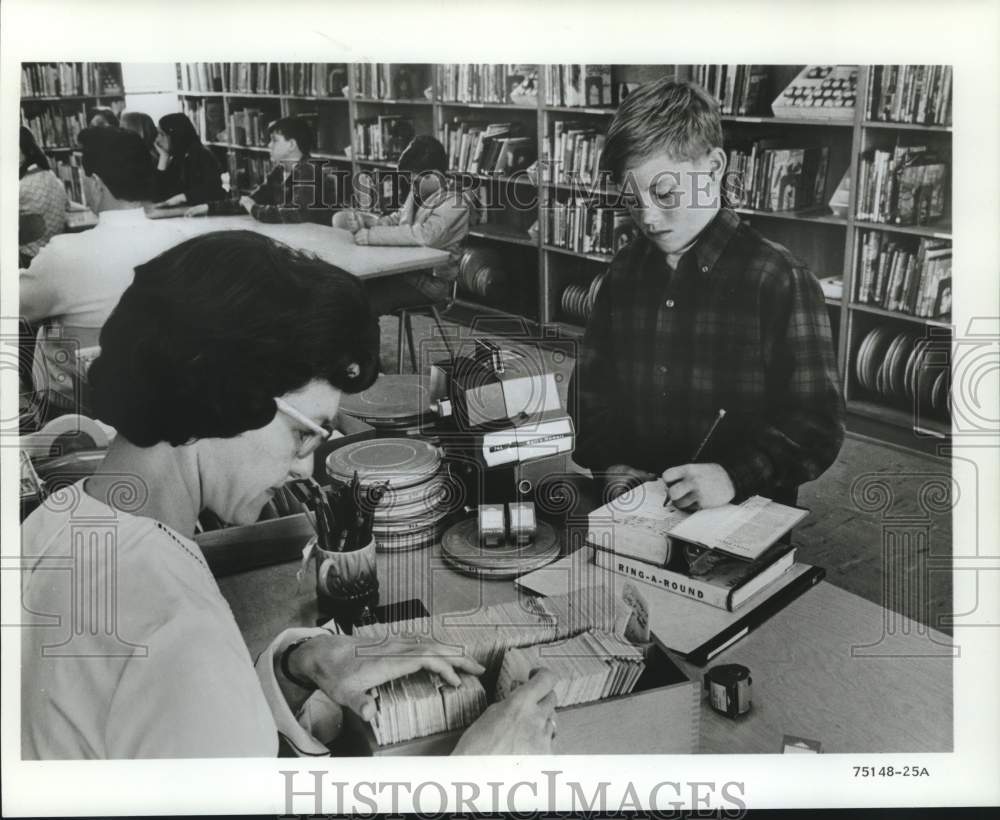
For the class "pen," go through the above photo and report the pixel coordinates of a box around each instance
[663,408,727,507]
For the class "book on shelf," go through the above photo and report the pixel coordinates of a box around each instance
[180,62,225,93]
[226,107,270,147]
[867,65,952,126]
[440,119,531,175]
[545,120,607,186]
[724,139,829,211]
[21,108,87,149]
[280,63,344,97]
[21,62,121,98]
[856,233,952,318]
[543,197,621,256]
[440,64,510,104]
[544,65,614,108]
[355,115,414,161]
[856,145,948,225]
[691,64,770,115]
[51,154,86,203]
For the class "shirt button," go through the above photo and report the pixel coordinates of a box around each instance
[701,265,709,273]
[664,299,675,308]
[658,365,667,373]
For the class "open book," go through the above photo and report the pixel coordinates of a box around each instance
[587,481,807,564]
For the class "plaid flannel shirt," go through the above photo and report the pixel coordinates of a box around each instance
[568,207,845,501]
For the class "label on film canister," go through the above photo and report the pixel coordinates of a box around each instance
[704,664,752,718]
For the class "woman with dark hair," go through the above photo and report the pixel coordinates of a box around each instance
[19,126,67,263]
[120,110,159,165]
[152,112,226,207]
[89,106,120,128]
[20,230,557,759]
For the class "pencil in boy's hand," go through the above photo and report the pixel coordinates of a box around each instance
[662,408,727,507]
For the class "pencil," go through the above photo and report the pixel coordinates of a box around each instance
[663,408,727,507]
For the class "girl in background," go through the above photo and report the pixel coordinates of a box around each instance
[19,126,67,264]
[152,112,226,207]
[121,111,159,166]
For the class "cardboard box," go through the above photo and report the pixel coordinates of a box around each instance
[337,642,699,755]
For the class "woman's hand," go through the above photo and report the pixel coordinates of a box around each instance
[291,633,485,721]
[154,193,187,208]
[452,668,558,755]
[184,203,209,217]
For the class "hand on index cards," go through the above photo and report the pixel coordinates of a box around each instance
[453,668,559,755]
[661,463,736,511]
[296,633,485,722]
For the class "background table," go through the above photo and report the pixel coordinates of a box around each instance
[218,536,953,755]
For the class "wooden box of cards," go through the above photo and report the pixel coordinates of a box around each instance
[338,641,700,756]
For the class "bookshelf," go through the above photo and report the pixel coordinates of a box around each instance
[19,62,126,203]
[170,63,951,450]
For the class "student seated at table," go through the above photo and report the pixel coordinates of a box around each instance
[152,112,226,208]
[334,135,472,315]
[88,106,120,128]
[569,78,845,509]
[21,230,559,758]
[120,110,159,166]
[184,116,334,225]
[20,127,188,421]
[19,126,68,265]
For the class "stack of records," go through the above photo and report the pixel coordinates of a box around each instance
[458,246,507,299]
[441,516,561,579]
[326,438,458,552]
[369,670,487,745]
[855,327,950,416]
[560,270,609,324]
[495,629,645,707]
[338,375,431,437]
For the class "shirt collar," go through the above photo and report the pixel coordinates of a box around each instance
[96,207,147,226]
[690,207,740,275]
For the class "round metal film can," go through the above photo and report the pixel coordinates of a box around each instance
[704,664,752,717]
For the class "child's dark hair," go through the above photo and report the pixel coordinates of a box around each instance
[19,126,50,176]
[89,106,120,128]
[268,116,314,157]
[78,127,154,202]
[397,135,448,175]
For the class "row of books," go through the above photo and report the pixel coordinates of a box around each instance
[284,63,347,98]
[543,65,614,108]
[182,98,226,143]
[856,233,952,318]
[178,62,347,98]
[21,109,87,150]
[723,142,829,212]
[855,145,948,225]
[225,108,273,148]
[51,155,86,203]
[439,120,536,176]
[438,64,512,104]
[542,199,630,257]
[544,122,607,186]
[20,62,122,98]
[355,115,415,161]
[690,64,770,116]
[233,154,269,191]
[866,65,952,126]
[355,64,424,100]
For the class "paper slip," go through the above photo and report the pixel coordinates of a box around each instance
[668,496,806,561]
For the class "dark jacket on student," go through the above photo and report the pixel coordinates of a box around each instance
[206,158,335,225]
[154,113,226,205]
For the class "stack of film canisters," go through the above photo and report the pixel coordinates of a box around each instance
[855,327,950,416]
[338,375,431,437]
[326,438,459,552]
[440,516,561,579]
[560,270,608,323]
[458,246,507,299]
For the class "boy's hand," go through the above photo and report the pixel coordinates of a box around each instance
[332,210,363,232]
[660,463,735,510]
[184,203,209,217]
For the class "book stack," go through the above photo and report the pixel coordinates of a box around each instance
[866,65,952,126]
[227,108,270,147]
[855,145,948,226]
[856,233,952,318]
[223,63,281,95]
[543,198,623,257]
[544,65,614,108]
[21,108,87,149]
[180,62,225,93]
[20,63,119,97]
[278,63,347,97]
[439,64,509,104]
[724,141,829,211]
[544,121,606,185]
[587,481,807,612]
[439,120,535,176]
[690,65,770,115]
[355,115,415,161]
[495,629,645,708]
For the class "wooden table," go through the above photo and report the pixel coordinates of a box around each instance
[218,537,954,755]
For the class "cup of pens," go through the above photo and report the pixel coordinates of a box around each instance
[296,476,386,633]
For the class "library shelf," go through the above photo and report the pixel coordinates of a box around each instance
[224,92,283,99]
[732,206,848,226]
[353,97,433,106]
[21,94,123,102]
[721,114,853,127]
[37,145,74,151]
[853,220,952,240]
[229,144,270,153]
[849,302,951,329]
[551,320,586,338]
[449,171,537,188]
[543,105,616,116]
[439,100,533,111]
[284,95,348,102]
[543,244,613,264]
[862,120,952,133]
[178,90,225,97]
[469,227,537,247]
[355,158,399,168]
[312,151,351,162]
[847,398,950,439]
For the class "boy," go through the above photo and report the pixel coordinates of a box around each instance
[186,116,335,225]
[568,78,844,509]
[334,136,471,315]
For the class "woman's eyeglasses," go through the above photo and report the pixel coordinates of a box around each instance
[275,397,335,458]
